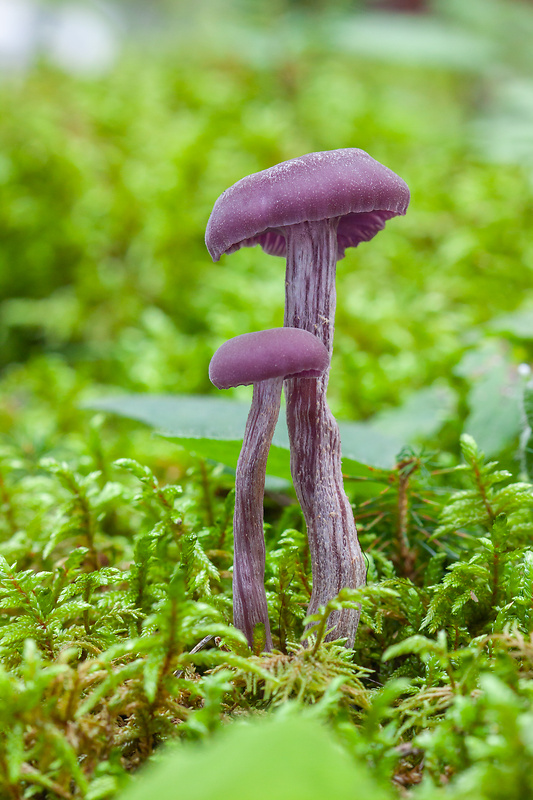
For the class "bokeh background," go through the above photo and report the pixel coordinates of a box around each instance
[2,0,533,463]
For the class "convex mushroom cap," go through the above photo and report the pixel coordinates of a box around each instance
[205,148,410,261]
[209,328,329,390]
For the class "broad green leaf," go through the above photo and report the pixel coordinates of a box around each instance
[334,13,494,70]
[87,395,251,440]
[457,343,522,455]
[338,421,400,470]
[86,394,400,476]
[118,715,389,800]
[370,383,457,443]
[464,368,521,456]
[489,307,533,341]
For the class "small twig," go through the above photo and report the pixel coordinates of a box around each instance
[394,458,420,579]
[173,636,218,678]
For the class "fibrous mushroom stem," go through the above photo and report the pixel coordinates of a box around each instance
[233,377,282,651]
[283,219,366,647]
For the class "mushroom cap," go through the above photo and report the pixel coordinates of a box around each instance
[205,148,410,262]
[209,327,330,390]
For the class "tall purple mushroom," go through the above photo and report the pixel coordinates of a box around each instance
[209,327,329,651]
[206,149,410,647]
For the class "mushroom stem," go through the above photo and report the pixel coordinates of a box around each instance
[233,377,283,651]
[283,219,366,647]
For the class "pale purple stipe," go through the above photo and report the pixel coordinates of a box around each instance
[209,328,329,651]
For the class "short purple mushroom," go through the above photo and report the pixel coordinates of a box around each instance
[206,149,410,647]
[209,327,329,651]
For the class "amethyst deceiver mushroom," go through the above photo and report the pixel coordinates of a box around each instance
[206,149,410,647]
[209,327,329,651]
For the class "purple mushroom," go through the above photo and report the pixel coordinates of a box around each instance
[209,327,329,651]
[206,149,410,647]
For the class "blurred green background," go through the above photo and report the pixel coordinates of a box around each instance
[2,0,533,461]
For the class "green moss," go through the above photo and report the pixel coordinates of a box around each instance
[3,3,533,796]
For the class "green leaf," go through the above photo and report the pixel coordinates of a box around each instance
[334,13,494,70]
[118,715,389,800]
[489,307,533,341]
[337,422,400,471]
[85,394,400,475]
[459,347,522,456]
[370,383,457,444]
[466,376,521,456]
[87,395,251,439]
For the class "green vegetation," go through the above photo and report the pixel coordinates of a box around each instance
[3,1,533,797]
